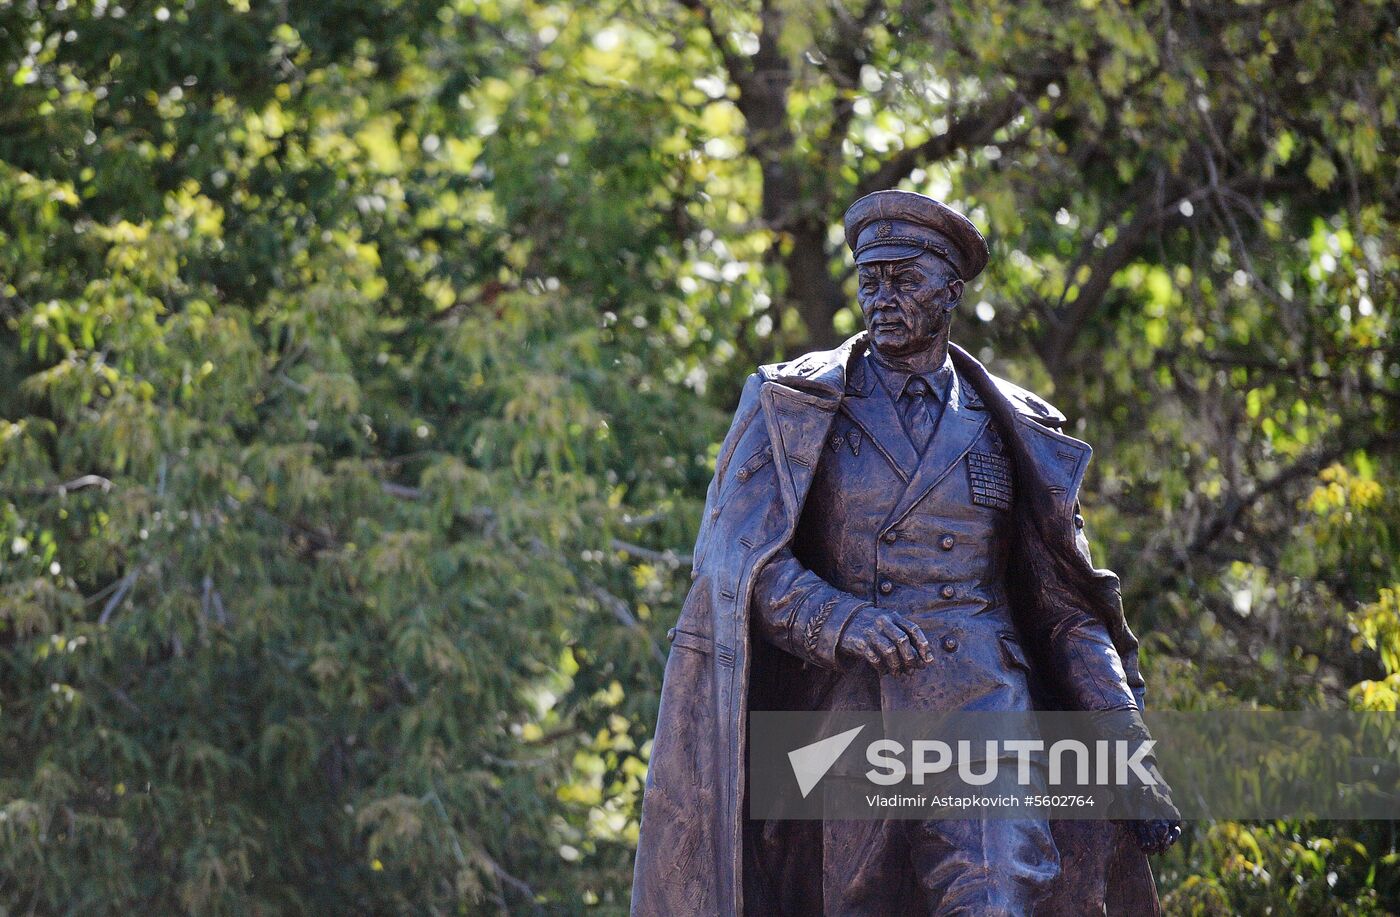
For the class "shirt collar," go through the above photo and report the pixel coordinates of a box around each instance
[867,348,954,402]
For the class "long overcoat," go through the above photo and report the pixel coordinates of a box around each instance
[631,334,1158,916]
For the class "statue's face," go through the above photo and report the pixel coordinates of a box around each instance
[857,253,963,357]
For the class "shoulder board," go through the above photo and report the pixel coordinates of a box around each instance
[989,374,1067,428]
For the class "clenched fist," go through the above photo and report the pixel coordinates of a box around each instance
[837,606,933,674]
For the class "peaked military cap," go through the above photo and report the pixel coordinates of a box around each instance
[843,189,989,281]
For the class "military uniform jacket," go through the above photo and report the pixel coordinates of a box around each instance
[753,350,1046,717]
[631,334,1158,916]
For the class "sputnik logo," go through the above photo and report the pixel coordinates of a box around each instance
[787,726,865,798]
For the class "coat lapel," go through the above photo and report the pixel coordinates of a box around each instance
[759,381,840,525]
[882,369,990,531]
[839,355,920,482]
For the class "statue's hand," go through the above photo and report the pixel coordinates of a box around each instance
[1130,818,1182,855]
[837,607,932,674]
[1120,780,1182,855]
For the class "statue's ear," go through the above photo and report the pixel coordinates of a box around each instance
[946,277,965,308]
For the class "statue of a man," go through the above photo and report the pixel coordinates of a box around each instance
[632,191,1180,916]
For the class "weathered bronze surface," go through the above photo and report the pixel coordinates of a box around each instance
[632,190,1180,916]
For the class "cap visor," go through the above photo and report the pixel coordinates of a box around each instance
[853,242,927,264]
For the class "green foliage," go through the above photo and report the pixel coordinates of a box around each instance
[1159,822,1393,916]
[1,0,1398,912]
[1,1,720,911]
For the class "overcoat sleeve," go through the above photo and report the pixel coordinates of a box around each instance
[1021,500,1140,713]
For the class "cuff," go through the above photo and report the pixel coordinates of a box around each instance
[797,597,868,669]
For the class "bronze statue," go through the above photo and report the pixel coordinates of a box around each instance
[632,190,1180,916]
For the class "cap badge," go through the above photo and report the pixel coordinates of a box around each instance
[876,221,893,238]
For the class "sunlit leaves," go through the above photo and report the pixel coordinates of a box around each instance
[1,0,1398,911]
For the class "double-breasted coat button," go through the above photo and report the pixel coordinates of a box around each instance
[1074,514,1086,529]
[940,584,956,599]
[666,627,677,642]
[737,468,750,482]
[882,531,898,544]
[939,534,955,550]
[941,635,958,653]
[879,580,893,595]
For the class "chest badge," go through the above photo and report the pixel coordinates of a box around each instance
[967,450,1013,511]
[988,428,1005,455]
[830,427,863,456]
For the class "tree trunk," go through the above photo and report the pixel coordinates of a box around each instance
[782,218,846,349]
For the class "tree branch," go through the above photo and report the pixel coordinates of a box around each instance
[610,537,692,567]
[1182,429,1400,565]
[854,78,1053,198]
[98,570,138,625]
[676,0,749,88]
[9,474,115,498]
[380,480,424,500]
[590,584,666,665]
[1035,164,1317,377]
[1037,177,1177,375]
[1182,580,1382,686]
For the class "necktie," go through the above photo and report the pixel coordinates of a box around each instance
[901,376,937,451]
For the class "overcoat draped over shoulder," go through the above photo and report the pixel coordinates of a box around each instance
[631,333,1158,916]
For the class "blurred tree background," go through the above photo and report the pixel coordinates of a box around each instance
[1,0,1397,913]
